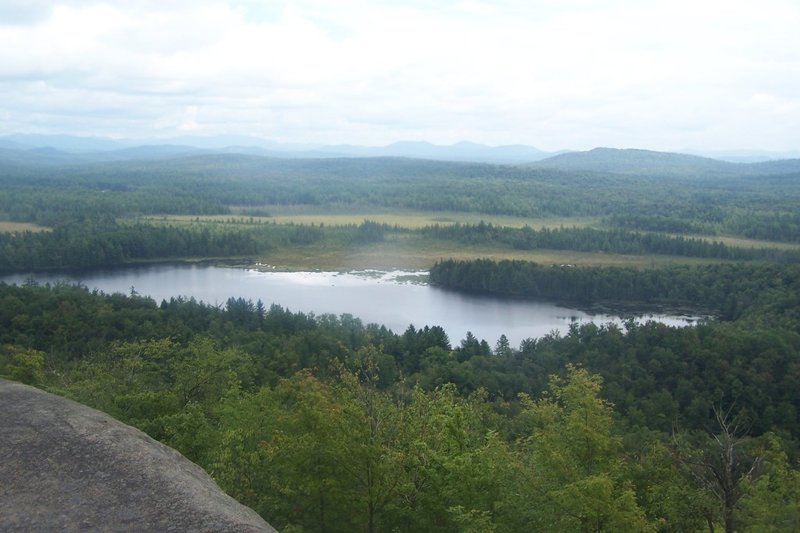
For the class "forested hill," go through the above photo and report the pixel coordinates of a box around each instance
[0,152,531,184]
[4,145,800,185]
[532,147,800,178]
[3,149,800,242]
[3,142,800,179]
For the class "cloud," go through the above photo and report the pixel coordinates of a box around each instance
[0,0,798,150]
[0,0,58,26]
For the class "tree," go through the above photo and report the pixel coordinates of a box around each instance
[518,365,652,531]
[494,334,512,357]
[211,371,357,532]
[672,406,763,533]
[628,438,715,532]
[334,347,407,533]
[738,434,800,531]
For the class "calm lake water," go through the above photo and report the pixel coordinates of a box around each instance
[1,264,700,347]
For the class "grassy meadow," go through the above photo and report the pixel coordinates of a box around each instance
[0,222,51,234]
[135,210,773,271]
[152,210,599,231]
[251,234,727,271]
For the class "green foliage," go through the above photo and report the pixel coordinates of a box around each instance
[517,366,652,531]
[351,220,389,244]
[1,276,798,530]
[430,258,800,319]
[218,372,359,532]
[738,435,800,531]
[671,409,767,533]
[0,220,268,271]
[626,439,714,532]
[424,223,800,262]
[1,346,45,385]
[3,150,800,529]
[3,151,800,274]
[3,153,800,243]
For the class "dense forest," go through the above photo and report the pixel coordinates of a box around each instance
[423,223,800,262]
[1,280,798,531]
[430,259,800,318]
[2,153,800,241]
[1,149,800,531]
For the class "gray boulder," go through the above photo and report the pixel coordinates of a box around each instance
[0,379,276,532]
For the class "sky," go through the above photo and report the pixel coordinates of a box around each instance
[0,0,798,152]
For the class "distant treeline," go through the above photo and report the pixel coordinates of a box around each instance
[725,211,800,243]
[0,222,261,271]
[0,220,393,272]
[2,155,800,242]
[0,186,227,227]
[607,211,800,243]
[423,223,800,262]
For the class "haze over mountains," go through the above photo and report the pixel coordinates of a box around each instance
[0,134,553,164]
[2,134,800,180]
[530,147,800,179]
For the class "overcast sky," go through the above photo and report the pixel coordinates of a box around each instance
[0,0,798,151]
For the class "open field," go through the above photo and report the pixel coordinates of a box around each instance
[149,211,600,230]
[692,234,800,251]
[0,222,51,233]
[134,212,797,271]
[146,212,800,251]
[254,234,725,271]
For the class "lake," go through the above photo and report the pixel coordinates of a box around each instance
[0,264,700,347]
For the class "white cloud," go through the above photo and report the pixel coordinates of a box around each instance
[0,0,798,150]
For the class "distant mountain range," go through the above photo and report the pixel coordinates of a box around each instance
[0,134,554,164]
[1,134,800,176]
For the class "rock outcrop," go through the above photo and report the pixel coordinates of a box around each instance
[0,379,275,532]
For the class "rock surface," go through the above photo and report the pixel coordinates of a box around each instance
[0,379,275,532]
